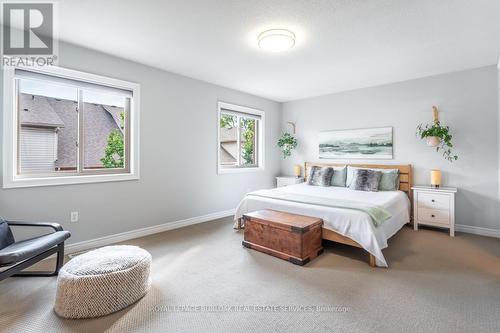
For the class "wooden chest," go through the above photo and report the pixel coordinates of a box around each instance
[242,210,323,266]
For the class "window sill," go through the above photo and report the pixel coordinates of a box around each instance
[3,172,139,189]
[217,166,264,175]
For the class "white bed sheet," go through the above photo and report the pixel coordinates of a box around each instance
[235,183,410,267]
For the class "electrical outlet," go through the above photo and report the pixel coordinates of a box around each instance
[70,211,79,223]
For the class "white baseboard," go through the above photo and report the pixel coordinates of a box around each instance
[455,224,500,239]
[65,209,235,255]
[57,213,497,257]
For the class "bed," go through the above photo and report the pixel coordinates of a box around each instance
[235,163,412,267]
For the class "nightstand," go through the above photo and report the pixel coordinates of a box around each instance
[276,176,304,188]
[412,186,457,236]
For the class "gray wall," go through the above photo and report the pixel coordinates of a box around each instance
[0,42,282,243]
[1,44,497,243]
[281,66,499,231]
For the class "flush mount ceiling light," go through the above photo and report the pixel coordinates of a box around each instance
[258,29,295,52]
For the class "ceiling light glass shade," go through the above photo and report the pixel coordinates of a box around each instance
[258,29,295,52]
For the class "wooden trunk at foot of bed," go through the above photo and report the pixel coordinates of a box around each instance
[242,210,324,266]
[304,162,413,268]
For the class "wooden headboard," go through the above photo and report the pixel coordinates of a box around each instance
[304,162,413,200]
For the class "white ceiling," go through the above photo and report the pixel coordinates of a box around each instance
[57,0,500,102]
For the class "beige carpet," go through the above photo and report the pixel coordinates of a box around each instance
[1,217,499,333]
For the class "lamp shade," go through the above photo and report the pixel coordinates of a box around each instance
[430,170,441,188]
[293,164,302,177]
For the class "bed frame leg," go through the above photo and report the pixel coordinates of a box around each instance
[369,254,376,267]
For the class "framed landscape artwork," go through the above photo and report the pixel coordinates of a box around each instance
[319,127,393,159]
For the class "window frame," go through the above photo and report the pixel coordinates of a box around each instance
[217,101,265,174]
[2,65,141,188]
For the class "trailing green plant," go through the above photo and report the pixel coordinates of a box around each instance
[277,132,297,158]
[241,118,255,165]
[220,114,237,128]
[416,121,458,162]
[101,112,125,168]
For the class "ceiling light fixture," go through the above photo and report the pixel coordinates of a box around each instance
[258,29,295,52]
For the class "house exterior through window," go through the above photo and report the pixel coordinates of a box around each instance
[217,102,264,174]
[2,66,140,188]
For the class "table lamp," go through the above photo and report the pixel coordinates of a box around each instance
[293,164,301,178]
[430,169,441,188]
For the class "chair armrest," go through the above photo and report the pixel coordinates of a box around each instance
[6,221,63,232]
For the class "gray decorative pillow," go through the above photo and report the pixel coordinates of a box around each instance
[349,169,382,192]
[346,166,399,191]
[308,166,334,187]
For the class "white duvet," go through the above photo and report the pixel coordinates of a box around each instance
[235,183,410,267]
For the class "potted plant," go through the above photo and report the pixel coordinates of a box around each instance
[277,132,297,158]
[425,135,441,147]
[416,119,458,162]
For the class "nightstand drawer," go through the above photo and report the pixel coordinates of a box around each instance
[417,192,450,210]
[417,208,450,225]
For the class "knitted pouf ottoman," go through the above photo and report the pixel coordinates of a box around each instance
[54,245,152,319]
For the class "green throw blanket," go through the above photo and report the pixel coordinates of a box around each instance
[247,189,392,227]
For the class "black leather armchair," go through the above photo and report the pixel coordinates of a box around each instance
[0,217,71,281]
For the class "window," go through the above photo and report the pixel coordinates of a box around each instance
[3,66,140,188]
[217,102,264,173]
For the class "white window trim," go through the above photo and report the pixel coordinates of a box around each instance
[217,101,265,174]
[2,65,141,188]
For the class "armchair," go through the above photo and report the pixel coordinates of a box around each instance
[0,217,71,281]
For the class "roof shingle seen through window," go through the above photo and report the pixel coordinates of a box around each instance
[19,94,124,169]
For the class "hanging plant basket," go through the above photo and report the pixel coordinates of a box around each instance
[416,106,458,162]
[426,136,441,147]
[416,121,458,162]
[277,132,297,159]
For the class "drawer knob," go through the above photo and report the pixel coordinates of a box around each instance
[431,199,435,202]
[431,214,435,218]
